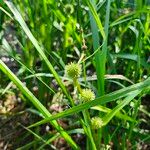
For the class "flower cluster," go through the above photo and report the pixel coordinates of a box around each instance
[65,62,81,79]
[91,117,103,129]
[81,89,95,102]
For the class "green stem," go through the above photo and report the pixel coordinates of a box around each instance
[73,78,82,93]
[73,78,97,150]
[82,110,97,150]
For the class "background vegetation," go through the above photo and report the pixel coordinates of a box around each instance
[0,0,150,149]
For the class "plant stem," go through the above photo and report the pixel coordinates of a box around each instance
[73,78,97,150]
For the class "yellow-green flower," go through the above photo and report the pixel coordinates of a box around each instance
[81,89,95,102]
[65,62,81,79]
[91,117,103,129]
[64,4,74,14]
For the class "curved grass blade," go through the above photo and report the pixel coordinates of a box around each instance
[4,1,74,106]
[113,53,150,70]
[2,38,56,94]
[28,77,150,128]
[91,105,135,122]
[102,90,141,126]
[0,60,79,150]
[0,6,13,19]
[19,123,52,148]
[85,0,105,40]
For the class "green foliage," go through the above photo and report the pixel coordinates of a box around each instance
[0,0,150,149]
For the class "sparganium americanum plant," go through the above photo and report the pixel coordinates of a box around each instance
[0,0,150,150]
[65,62,94,100]
[65,62,95,103]
[65,62,99,149]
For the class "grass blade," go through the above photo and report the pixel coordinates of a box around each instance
[91,106,135,122]
[102,90,141,126]
[4,1,74,106]
[0,60,79,150]
[85,0,105,40]
[28,77,150,128]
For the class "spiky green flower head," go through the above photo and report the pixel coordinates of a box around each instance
[81,89,95,102]
[65,62,81,79]
[91,117,103,129]
[64,4,74,14]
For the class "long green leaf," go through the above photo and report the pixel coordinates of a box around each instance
[28,77,150,128]
[102,90,141,126]
[2,38,56,94]
[4,1,74,106]
[89,0,111,96]
[86,0,105,39]
[0,60,79,150]
[91,106,135,122]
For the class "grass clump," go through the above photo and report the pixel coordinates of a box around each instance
[0,0,150,149]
